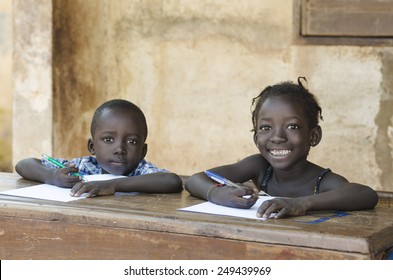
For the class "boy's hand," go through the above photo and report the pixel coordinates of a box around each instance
[70,181,116,197]
[209,184,258,209]
[256,197,307,220]
[51,163,82,188]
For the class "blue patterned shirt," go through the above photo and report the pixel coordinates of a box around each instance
[41,156,168,176]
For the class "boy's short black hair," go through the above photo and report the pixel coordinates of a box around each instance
[90,99,148,140]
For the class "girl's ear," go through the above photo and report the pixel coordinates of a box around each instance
[254,131,259,150]
[253,132,260,148]
[141,143,148,160]
[87,138,95,155]
[310,125,322,147]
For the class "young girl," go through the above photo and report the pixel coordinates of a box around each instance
[185,78,379,219]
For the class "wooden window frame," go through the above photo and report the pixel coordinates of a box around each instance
[293,0,393,46]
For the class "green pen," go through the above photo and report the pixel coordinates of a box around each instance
[41,153,85,181]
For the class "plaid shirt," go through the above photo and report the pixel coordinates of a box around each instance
[41,156,168,176]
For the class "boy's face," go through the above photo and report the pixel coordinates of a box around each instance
[254,96,320,171]
[88,108,147,175]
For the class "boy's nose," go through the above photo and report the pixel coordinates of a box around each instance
[114,142,126,154]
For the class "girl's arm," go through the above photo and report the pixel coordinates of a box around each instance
[70,172,183,197]
[305,183,378,211]
[257,177,379,219]
[307,173,379,211]
[185,154,268,208]
[15,158,81,187]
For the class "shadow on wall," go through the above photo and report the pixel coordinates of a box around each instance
[0,109,12,172]
[0,0,13,172]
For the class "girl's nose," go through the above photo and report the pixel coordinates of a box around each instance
[270,128,287,143]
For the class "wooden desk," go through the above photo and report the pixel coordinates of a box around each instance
[1,172,393,260]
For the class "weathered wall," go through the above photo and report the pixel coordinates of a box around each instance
[12,0,393,191]
[12,0,53,165]
[0,0,12,171]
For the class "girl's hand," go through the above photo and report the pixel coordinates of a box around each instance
[257,197,307,220]
[70,181,116,197]
[209,184,258,209]
[51,163,82,188]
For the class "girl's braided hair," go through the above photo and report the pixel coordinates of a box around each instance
[251,77,323,133]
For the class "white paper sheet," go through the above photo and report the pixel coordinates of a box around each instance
[0,174,126,202]
[0,184,83,202]
[178,196,277,220]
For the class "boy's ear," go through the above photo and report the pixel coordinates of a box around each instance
[141,143,148,159]
[310,125,322,147]
[87,138,95,155]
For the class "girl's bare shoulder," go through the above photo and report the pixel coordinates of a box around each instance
[237,154,268,167]
[318,169,350,192]
[237,154,270,184]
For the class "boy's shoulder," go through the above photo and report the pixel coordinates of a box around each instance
[69,156,101,175]
[128,159,168,176]
[68,156,99,167]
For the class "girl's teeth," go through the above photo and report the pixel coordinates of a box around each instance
[270,150,291,156]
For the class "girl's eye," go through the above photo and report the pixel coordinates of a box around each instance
[102,137,114,142]
[288,124,299,130]
[259,125,271,131]
[127,139,137,145]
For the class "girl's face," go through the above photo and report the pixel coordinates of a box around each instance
[88,108,147,175]
[254,96,320,171]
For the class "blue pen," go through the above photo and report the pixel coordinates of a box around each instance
[42,154,86,181]
[204,170,270,196]
[204,170,242,188]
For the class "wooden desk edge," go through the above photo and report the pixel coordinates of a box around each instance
[1,172,393,257]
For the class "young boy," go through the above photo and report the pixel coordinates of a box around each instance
[15,99,183,197]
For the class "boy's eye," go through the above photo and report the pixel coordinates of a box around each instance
[127,139,137,145]
[288,124,299,130]
[259,125,271,131]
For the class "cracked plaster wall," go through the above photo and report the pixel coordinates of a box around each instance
[11,0,393,191]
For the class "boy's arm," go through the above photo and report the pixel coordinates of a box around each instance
[71,172,183,197]
[114,172,183,193]
[15,157,56,183]
[15,157,81,187]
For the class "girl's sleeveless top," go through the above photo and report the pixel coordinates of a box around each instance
[260,166,331,195]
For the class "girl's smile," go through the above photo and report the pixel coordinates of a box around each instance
[255,95,313,170]
[268,149,293,157]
